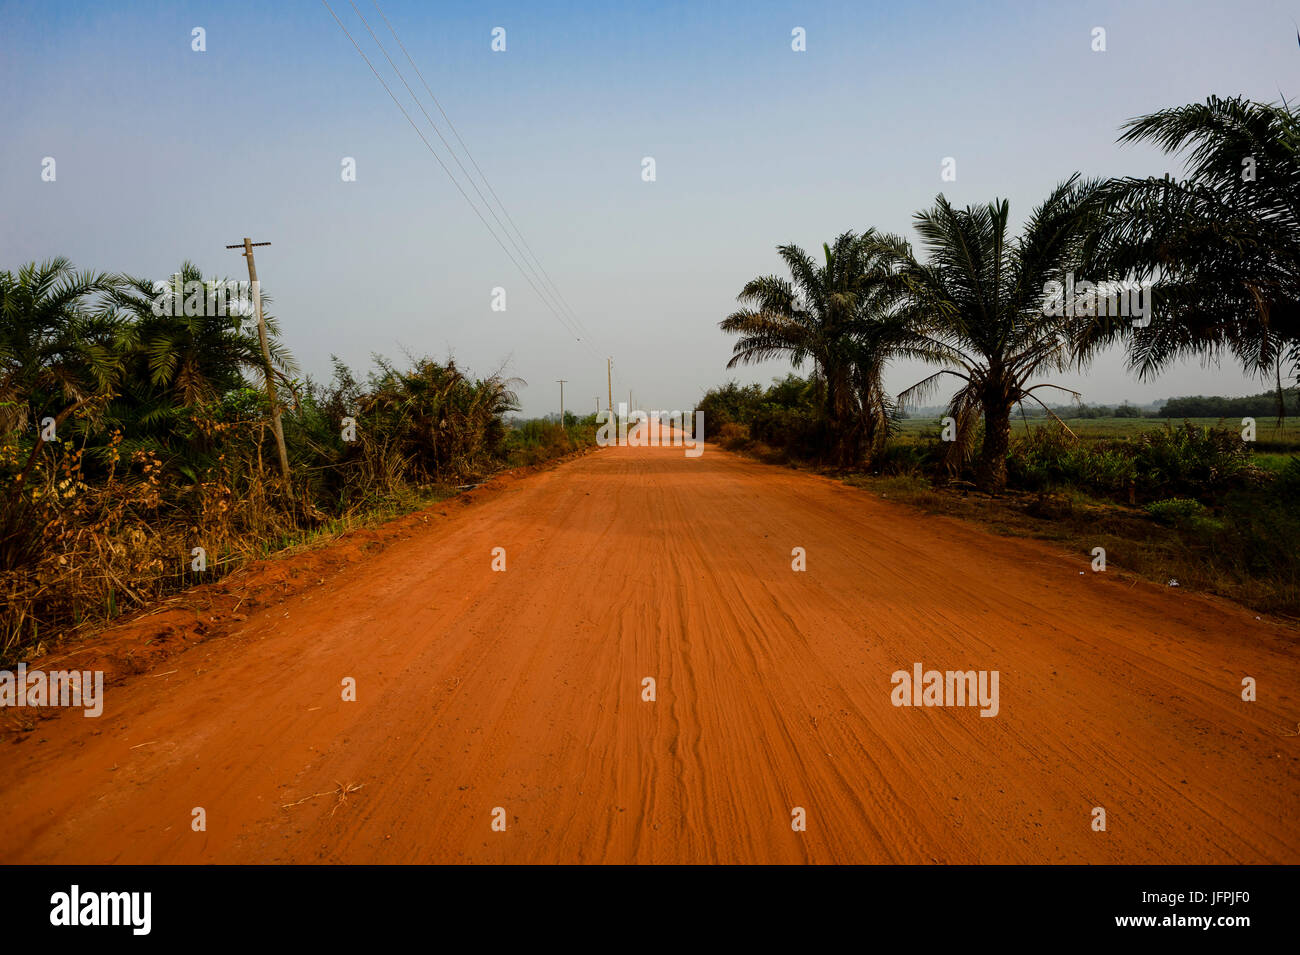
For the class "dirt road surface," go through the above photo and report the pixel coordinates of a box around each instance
[1,442,1296,863]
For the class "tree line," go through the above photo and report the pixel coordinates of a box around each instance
[1158,390,1299,419]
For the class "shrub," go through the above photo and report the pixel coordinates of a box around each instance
[1145,497,1206,525]
[716,421,751,449]
[1,333,530,663]
[1130,424,1251,498]
[697,382,764,438]
[748,405,826,458]
[874,441,936,477]
[1006,423,1257,502]
[1007,428,1136,495]
[699,375,834,461]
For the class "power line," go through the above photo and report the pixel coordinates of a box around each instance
[322,2,626,405]
[369,1,596,345]
[369,0,596,345]
[347,1,592,351]
[320,0,594,354]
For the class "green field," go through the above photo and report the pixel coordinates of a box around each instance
[897,415,1300,460]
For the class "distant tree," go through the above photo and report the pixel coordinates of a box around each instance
[697,381,764,439]
[1159,389,1299,419]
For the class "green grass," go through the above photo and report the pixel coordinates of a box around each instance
[897,415,1300,454]
[1252,453,1295,473]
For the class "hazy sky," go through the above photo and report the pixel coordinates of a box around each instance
[2,1,1296,417]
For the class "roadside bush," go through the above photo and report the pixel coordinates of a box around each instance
[1213,484,1300,594]
[1,253,534,665]
[748,405,826,459]
[1007,428,1136,495]
[1130,424,1252,498]
[874,441,936,477]
[1005,423,1257,503]
[699,375,837,461]
[716,421,751,449]
[697,381,764,439]
[1144,498,1223,534]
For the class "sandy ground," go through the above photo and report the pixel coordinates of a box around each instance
[1,441,1296,864]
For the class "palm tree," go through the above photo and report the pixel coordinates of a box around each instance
[1084,96,1300,384]
[891,175,1107,491]
[0,258,120,570]
[719,230,906,464]
[0,258,119,487]
[109,261,294,404]
[104,262,297,474]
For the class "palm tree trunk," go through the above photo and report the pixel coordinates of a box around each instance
[977,396,1011,492]
[830,385,859,467]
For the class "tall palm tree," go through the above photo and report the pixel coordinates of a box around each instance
[892,175,1107,491]
[720,230,905,464]
[1084,96,1300,384]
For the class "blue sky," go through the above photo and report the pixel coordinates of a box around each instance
[2,0,1297,416]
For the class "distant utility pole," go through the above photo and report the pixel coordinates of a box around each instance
[226,238,290,484]
[607,357,614,421]
[595,397,600,415]
[557,380,567,427]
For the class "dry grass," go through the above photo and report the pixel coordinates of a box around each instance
[281,781,364,817]
[842,473,1300,623]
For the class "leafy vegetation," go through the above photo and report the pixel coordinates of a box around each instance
[888,175,1109,490]
[698,376,826,461]
[0,258,585,664]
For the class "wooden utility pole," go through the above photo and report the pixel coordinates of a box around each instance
[226,238,291,484]
[595,397,600,414]
[557,380,567,428]
[607,358,613,420]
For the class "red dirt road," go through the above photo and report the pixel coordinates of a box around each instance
[1,443,1297,863]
